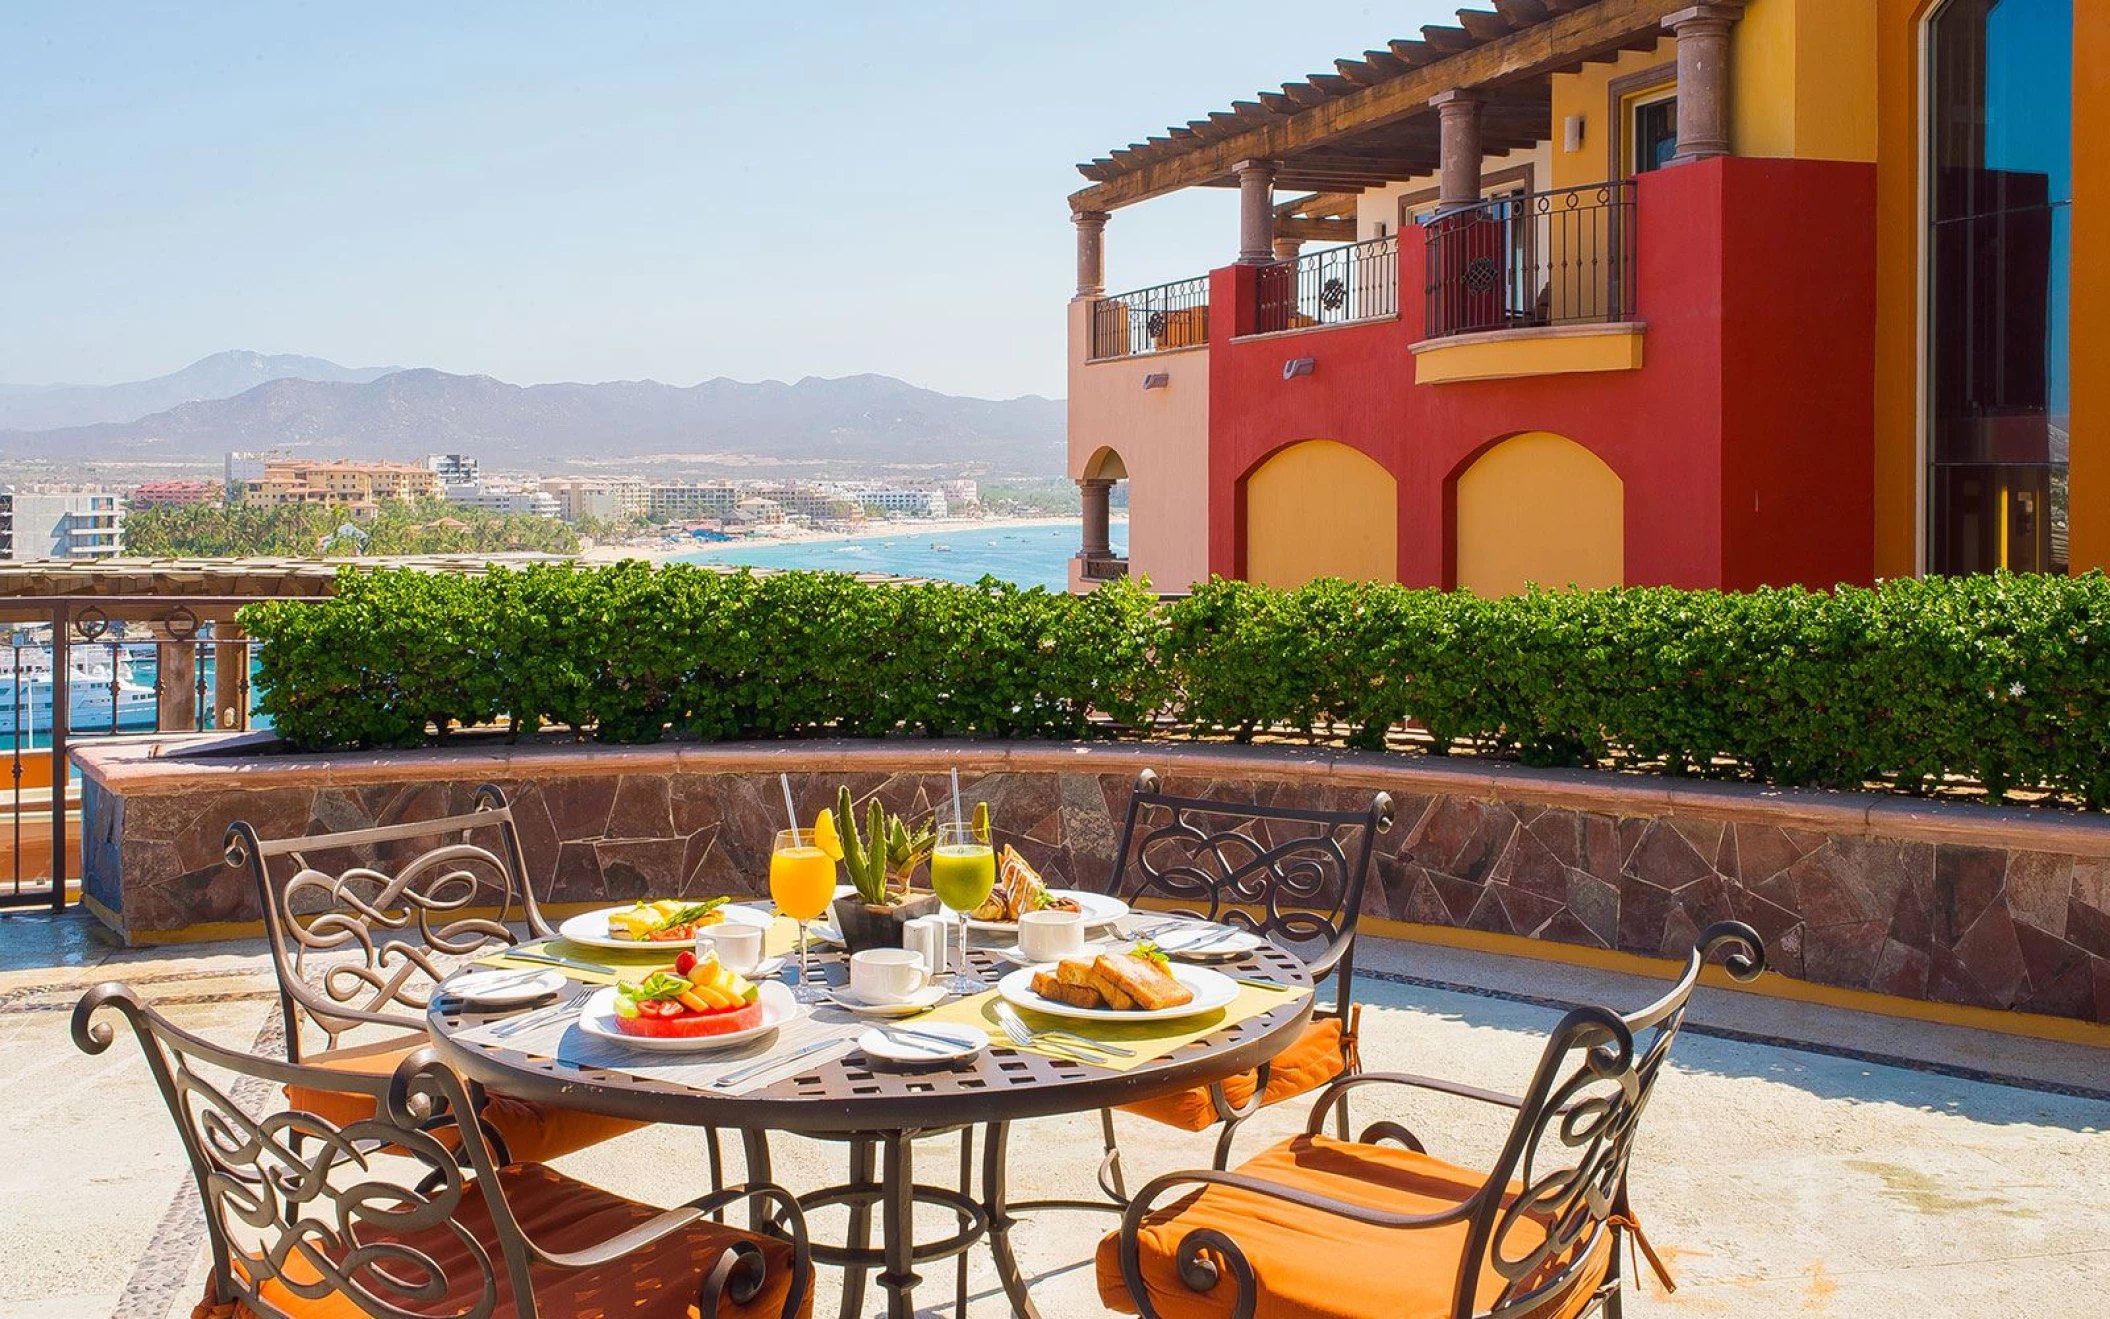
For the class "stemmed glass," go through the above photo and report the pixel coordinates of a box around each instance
[928,820,997,994]
[769,828,834,1004]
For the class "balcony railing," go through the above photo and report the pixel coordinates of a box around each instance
[1255,235,1398,334]
[1089,275,1211,361]
[1078,552,1129,582]
[1424,181,1636,339]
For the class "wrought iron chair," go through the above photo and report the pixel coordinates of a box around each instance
[1094,770,1395,1195]
[1096,921,1766,1319]
[227,783,643,1165]
[73,982,813,1319]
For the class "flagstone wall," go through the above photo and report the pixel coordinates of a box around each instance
[72,736,2110,1024]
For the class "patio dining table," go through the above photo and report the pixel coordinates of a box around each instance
[425,930,1316,1319]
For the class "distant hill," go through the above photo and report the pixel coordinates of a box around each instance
[0,367,1066,476]
[0,351,401,431]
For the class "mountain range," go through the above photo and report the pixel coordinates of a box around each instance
[0,354,1067,476]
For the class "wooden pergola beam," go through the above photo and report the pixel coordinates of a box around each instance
[1070,0,1683,212]
[1277,215,1360,241]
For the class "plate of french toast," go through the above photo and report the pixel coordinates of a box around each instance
[998,946,1239,1022]
[954,846,1129,931]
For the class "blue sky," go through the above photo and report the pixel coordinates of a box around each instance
[1,2,1462,399]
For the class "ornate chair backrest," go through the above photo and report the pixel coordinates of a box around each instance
[1455,921,1766,1319]
[73,982,535,1319]
[1106,769,1394,1001]
[228,783,551,1062]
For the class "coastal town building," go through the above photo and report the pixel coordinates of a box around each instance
[845,486,949,518]
[441,484,562,518]
[1066,0,2098,595]
[424,453,481,486]
[542,476,649,524]
[0,487,124,560]
[230,459,442,516]
[646,482,741,522]
[127,479,221,509]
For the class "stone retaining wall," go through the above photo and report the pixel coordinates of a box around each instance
[72,736,2110,1024]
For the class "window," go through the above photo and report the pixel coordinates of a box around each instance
[1630,95,1678,174]
[1926,0,2072,575]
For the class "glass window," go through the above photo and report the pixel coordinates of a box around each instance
[1632,97,1678,174]
[1927,0,2073,575]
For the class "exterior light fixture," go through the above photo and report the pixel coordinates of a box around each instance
[1142,372,1170,389]
[1564,114,1586,153]
[1283,357,1316,380]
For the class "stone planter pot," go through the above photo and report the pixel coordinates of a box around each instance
[830,889,941,953]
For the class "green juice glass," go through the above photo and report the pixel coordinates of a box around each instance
[930,822,996,993]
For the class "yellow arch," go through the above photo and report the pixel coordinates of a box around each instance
[1080,446,1128,481]
[1243,440,1398,588]
[1455,432,1624,595]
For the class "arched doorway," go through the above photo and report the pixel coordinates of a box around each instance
[1454,432,1624,594]
[1241,440,1397,587]
[1076,446,1129,581]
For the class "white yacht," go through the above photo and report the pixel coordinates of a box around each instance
[0,647,159,736]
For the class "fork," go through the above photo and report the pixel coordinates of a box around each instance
[491,992,586,1039]
[991,1001,1136,1058]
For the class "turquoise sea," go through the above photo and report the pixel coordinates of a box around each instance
[672,519,1126,592]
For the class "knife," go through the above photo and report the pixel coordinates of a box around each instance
[499,946,619,977]
[712,1039,837,1089]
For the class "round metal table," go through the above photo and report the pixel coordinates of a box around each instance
[427,940,1315,1319]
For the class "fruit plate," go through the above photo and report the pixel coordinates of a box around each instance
[995,963,1240,1023]
[557,902,774,952]
[941,890,1129,933]
[576,981,800,1053]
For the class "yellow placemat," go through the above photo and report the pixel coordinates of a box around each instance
[915,979,1309,1073]
[477,918,804,985]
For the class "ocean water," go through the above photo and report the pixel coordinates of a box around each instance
[672,519,1126,592]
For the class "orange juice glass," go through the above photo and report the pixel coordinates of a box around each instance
[771,829,835,1002]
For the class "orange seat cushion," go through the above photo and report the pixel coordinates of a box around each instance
[1119,1017,1347,1133]
[208,1162,806,1319]
[284,1034,644,1163]
[1096,1134,1611,1319]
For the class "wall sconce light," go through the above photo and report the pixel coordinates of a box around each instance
[1282,357,1316,380]
[1563,114,1586,153]
[1141,372,1169,390]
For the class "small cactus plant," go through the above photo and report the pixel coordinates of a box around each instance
[831,786,937,905]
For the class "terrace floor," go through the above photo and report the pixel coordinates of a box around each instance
[4,910,2105,1318]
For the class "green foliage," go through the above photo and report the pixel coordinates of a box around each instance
[126,498,578,557]
[237,567,2110,807]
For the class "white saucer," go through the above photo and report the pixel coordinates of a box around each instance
[728,955,786,979]
[445,967,567,1007]
[858,1022,988,1067]
[828,984,948,1018]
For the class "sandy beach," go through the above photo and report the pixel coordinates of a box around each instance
[575,514,1097,565]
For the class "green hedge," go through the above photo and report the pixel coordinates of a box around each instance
[239,564,2110,807]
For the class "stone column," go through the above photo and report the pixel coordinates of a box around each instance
[1080,479,1115,558]
[1073,209,1108,298]
[1432,90,1486,209]
[1663,3,1746,163]
[1272,237,1304,263]
[1234,160,1278,264]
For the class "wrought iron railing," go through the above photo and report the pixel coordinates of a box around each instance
[1254,235,1399,335]
[1089,276,1212,360]
[1424,181,1636,339]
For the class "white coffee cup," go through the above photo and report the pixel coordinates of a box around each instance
[698,923,765,976]
[849,947,932,1003]
[1018,909,1087,963]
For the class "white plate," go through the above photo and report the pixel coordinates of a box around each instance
[575,981,800,1053]
[1148,923,1267,962]
[557,902,774,951]
[996,962,1241,1023]
[827,984,949,1018]
[941,890,1129,933]
[987,936,1122,969]
[858,1023,988,1066]
[445,967,567,1006]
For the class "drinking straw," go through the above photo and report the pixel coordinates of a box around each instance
[950,767,964,831]
[780,773,801,846]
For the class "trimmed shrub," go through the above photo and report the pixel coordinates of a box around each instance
[239,565,2110,807]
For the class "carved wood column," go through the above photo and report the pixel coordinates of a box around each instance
[1235,160,1278,264]
[1272,237,1304,262]
[212,623,248,730]
[1073,209,1108,298]
[1664,3,1747,163]
[1432,90,1487,210]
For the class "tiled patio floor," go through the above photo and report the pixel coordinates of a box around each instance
[3,910,2104,1318]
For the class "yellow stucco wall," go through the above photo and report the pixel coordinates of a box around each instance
[1243,441,1398,588]
[1549,45,1676,189]
[1455,432,1625,595]
[1735,0,1880,163]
